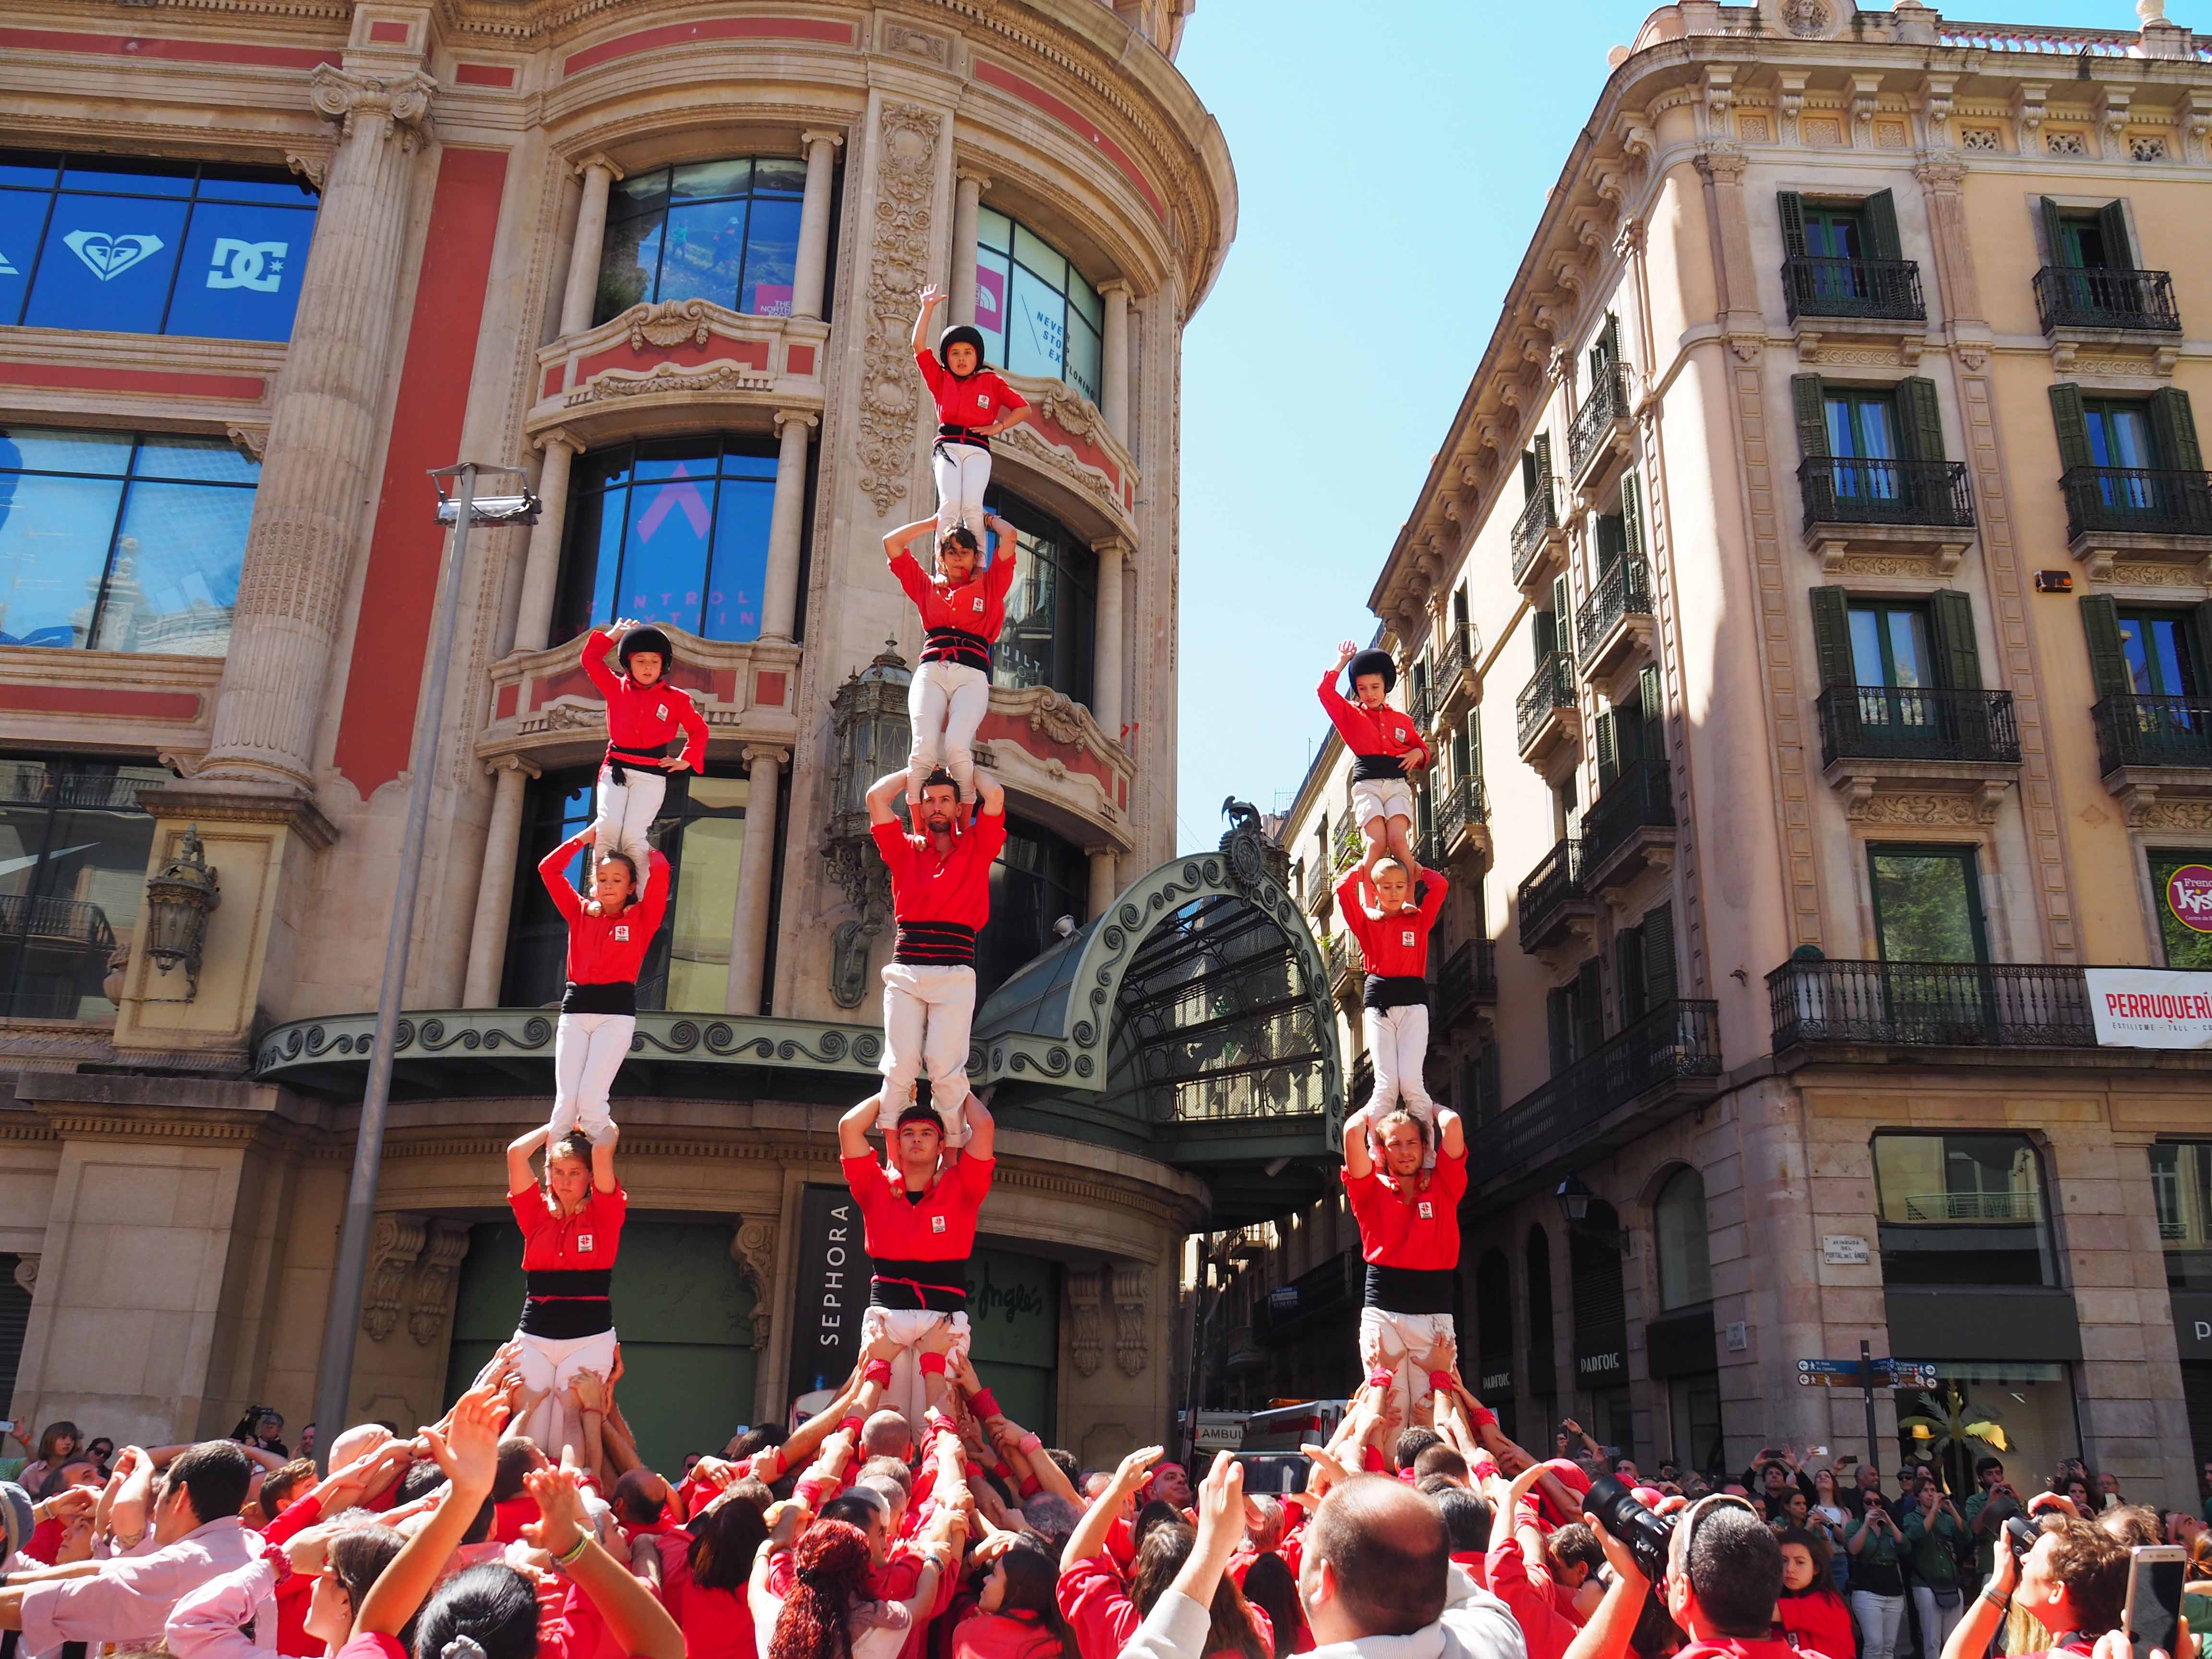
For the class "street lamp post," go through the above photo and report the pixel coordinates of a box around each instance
[311,462,539,1465]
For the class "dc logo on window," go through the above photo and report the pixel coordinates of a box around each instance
[62,229,166,281]
[207,239,288,293]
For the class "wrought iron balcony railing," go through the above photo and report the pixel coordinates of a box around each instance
[1471,998,1723,1178]
[1326,929,1364,985]
[2092,694,2212,773]
[1574,557,1652,662]
[1516,653,1576,749]
[0,893,120,951]
[2033,266,2181,333]
[1434,621,1477,706]
[1511,482,1559,585]
[1438,938,1497,1018]
[1408,675,1437,733]
[2060,466,2212,541]
[1815,685,2022,767]
[1782,255,1926,323]
[1799,457,1975,529]
[1568,368,1630,477]
[1332,814,1364,875]
[1768,957,2096,1049]
[1349,1048,1374,1109]
[1517,837,1587,952]
[1583,758,1673,869]
[1437,774,1489,852]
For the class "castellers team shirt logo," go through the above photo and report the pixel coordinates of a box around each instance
[62,229,165,281]
[2168,865,2212,934]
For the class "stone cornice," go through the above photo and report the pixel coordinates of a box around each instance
[139,778,338,849]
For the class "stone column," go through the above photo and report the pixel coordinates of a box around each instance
[950,170,989,327]
[1087,846,1120,920]
[725,746,789,1015]
[199,66,435,787]
[462,757,537,1006]
[510,429,583,655]
[790,130,843,322]
[559,156,622,338]
[1092,536,1129,744]
[1099,280,1131,442]
[758,412,817,644]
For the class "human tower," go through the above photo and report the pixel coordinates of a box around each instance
[503,292,1470,1443]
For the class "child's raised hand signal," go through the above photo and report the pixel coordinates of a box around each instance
[1334,640,1357,669]
[919,285,946,311]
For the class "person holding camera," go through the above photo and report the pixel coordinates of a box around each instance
[1903,1474,1968,1655]
[1847,1491,1911,1659]
[1936,1512,2143,1659]
[1965,1458,2021,1589]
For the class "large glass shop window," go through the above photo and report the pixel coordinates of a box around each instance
[0,152,319,341]
[975,819,1088,999]
[0,429,259,654]
[595,158,806,325]
[980,491,1096,705]
[555,437,779,645]
[974,209,1104,406]
[0,757,166,1020]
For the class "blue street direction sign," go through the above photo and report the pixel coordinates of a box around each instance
[1797,1358,1862,1385]
[1797,1357,1942,1388]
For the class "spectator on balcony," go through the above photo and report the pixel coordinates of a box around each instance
[1334,855,1448,1168]
[1319,640,1432,884]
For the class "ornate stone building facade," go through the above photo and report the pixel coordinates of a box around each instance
[1247,0,2212,1503]
[0,0,1282,1470]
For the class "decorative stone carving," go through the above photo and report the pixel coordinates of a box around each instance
[309,66,436,150]
[1780,0,1833,36]
[1960,127,2002,152]
[362,1213,427,1342]
[884,23,949,62]
[568,362,774,404]
[408,1220,471,1346]
[1068,1267,1104,1377]
[2109,563,2207,589]
[1024,689,1089,746]
[2132,797,2212,831]
[732,1218,776,1350]
[625,299,717,350]
[857,104,942,516]
[12,1253,36,1296]
[2047,131,2088,157]
[226,425,268,462]
[1840,787,1998,827]
[1112,1264,1147,1378]
[286,152,329,190]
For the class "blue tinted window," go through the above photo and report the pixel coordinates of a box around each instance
[975,211,1107,406]
[590,155,829,327]
[0,151,317,341]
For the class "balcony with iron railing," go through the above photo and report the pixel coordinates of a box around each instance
[1574,557,1653,682]
[1768,957,2101,1051]
[1467,998,1722,1196]
[1516,652,1579,761]
[1582,758,1673,886]
[1518,837,1594,954]
[1326,929,1364,1000]
[2034,266,2181,335]
[1816,685,2022,769]
[1568,367,1633,486]
[2061,467,2212,545]
[1799,457,1975,534]
[1783,256,1926,324]
[1408,675,1438,734]
[1436,773,1491,870]
[1332,814,1364,875]
[1511,482,1563,588]
[1438,937,1498,1022]
[1433,621,1480,722]
[2092,695,2212,775]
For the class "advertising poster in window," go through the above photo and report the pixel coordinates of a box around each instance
[786,1183,872,1409]
[2086,967,2212,1049]
[975,261,1007,360]
[2152,854,2212,969]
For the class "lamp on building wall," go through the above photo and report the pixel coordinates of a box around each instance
[821,640,913,1008]
[142,825,220,999]
[1555,1170,1595,1226]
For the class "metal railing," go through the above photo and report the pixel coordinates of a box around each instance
[1471,998,1723,1177]
[1583,758,1673,869]
[1895,1189,2043,1224]
[0,893,120,950]
[2060,466,2212,540]
[1511,482,1559,585]
[1799,457,1975,529]
[1783,256,1927,323]
[2092,694,2212,772]
[1767,957,2096,1048]
[1408,675,1437,733]
[1332,815,1364,875]
[2034,266,2181,333]
[1349,1049,1374,1109]
[1437,773,1490,852]
[1815,685,2022,767]
[1434,621,1478,702]
[1569,367,1630,476]
[1439,938,1498,1017]
[1516,653,1576,749]
[1575,558,1652,662]
[0,768,157,813]
[1518,837,1587,952]
[1326,930,1364,985]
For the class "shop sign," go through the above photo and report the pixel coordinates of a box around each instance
[2085,968,2212,1049]
[1577,1349,1625,1378]
[1822,1234,1870,1265]
[2167,865,2212,933]
[786,1184,872,1402]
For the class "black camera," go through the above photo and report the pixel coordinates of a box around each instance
[1586,1473,1676,1584]
[2005,1514,2039,1563]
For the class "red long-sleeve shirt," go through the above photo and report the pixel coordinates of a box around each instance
[916,348,1027,435]
[874,810,1006,930]
[1056,1557,1273,1659]
[1776,1589,1857,1658]
[1318,671,1429,767]
[891,549,1018,644]
[540,833,671,987]
[841,1152,995,1262]
[511,1182,627,1272]
[1344,1147,1468,1271]
[582,629,709,772]
[1334,868,1447,979]
[1486,1532,1583,1659]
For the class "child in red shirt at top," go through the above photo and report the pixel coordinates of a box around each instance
[911,285,1032,540]
[1319,639,1431,880]
[881,510,1021,813]
[1334,856,1448,1163]
[580,621,708,900]
[503,1122,626,1462]
[539,825,671,1142]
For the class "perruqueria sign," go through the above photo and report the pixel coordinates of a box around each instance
[2088,969,2212,1047]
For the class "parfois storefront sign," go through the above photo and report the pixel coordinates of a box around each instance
[2086,968,2212,1049]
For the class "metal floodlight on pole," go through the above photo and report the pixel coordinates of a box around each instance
[311,461,540,1467]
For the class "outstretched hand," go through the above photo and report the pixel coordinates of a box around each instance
[422,1382,508,1494]
[1334,640,1357,671]
[520,1449,591,1559]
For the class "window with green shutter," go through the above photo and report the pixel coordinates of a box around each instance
[2042,197,2133,270]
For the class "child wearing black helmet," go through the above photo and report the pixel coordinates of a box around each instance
[911,285,1032,538]
[581,619,709,897]
[1320,639,1432,880]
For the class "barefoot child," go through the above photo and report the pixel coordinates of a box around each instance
[540,825,670,1141]
[1319,640,1431,878]
[1334,857,1448,1163]
[912,285,1032,538]
[581,620,708,898]
[883,510,1020,810]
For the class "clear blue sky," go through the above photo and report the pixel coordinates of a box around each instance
[1169,0,2150,851]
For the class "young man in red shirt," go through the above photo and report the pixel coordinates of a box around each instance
[910,284,1032,538]
[1319,639,1431,881]
[580,621,709,899]
[1334,855,1448,1164]
[865,764,1005,1147]
[836,1085,998,1431]
[881,511,1021,814]
[1343,1100,1467,1436]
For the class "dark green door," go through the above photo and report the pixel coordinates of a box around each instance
[964,1245,1060,1440]
[1868,845,1994,1043]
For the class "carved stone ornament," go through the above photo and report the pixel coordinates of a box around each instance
[625,299,717,350]
[883,22,948,62]
[2132,797,2212,831]
[732,1218,776,1350]
[226,425,268,462]
[1842,788,1994,827]
[2108,563,2207,590]
[11,1253,36,1296]
[1025,688,1089,746]
[1069,1267,1104,1377]
[309,65,436,148]
[1781,0,1833,36]
[569,362,773,405]
[1112,1264,1148,1378]
[408,1221,471,1347]
[857,104,942,516]
[361,1213,427,1343]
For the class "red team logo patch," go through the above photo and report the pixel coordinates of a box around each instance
[577,1233,594,1251]
[1417,1202,1433,1220]
[931,1214,947,1233]
[613,925,630,941]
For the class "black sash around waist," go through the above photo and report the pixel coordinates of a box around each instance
[869,1255,971,1313]
[921,626,992,673]
[1364,974,1430,1011]
[1351,754,1407,783]
[1364,1264,1455,1315]
[520,1267,614,1339]
[893,920,978,967]
[563,980,637,1016]
[935,424,990,452]
[603,738,676,781]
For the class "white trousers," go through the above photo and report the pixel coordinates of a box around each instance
[513,1326,618,1463]
[906,661,992,804]
[932,442,992,536]
[591,765,665,895]
[1358,1309,1456,1442]
[1362,1004,1435,1121]
[859,1307,971,1433]
[552,1011,634,1139]
[881,963,975,1143]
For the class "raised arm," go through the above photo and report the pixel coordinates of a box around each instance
[524,1457,685,1659]
[1435,1106,1467,1162]
[582,624,624,698]
[538,830,591,917]
[353,1385,508,1641]
[911,286,946,355]
[866,769,910,828]
[839,1094,882,1159]
[973,769,1005,819]
[508,1127,549,1196]
[1062,1444,1160,1573]
[1341,1113,1374,1180]
[591,1126,617,1194]
[963,1089,996,1164]
[883,517,938,564]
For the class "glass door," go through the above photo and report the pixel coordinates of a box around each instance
[1848,601,1938,749]
[1826,389,1900,504]
[1870,845,1995,1043]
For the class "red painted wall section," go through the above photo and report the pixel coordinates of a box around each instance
[570,335,769,385]
[332,147,509,796]
[0,27,338,68]
[455,62,517,86]
[0,683,200,721]
[367,21,409,42]
[0,362,264,399]
[562,16,852,75]
[974,711,1125,800]
[972,60,1164,221]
